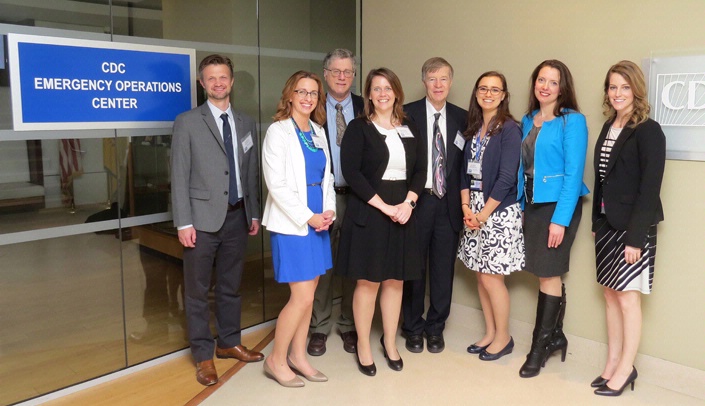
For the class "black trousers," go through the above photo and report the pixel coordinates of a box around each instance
[402,192,459,336]
[183,207,248,363]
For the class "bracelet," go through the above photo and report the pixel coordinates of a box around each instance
[461,203,470,207]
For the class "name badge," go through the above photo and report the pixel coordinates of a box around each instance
[467,160,482,177]
[454,131,466,150]
[312,136,324,149]
[470,180,483,191]
[242,132,254,154]
[396,126,414,138]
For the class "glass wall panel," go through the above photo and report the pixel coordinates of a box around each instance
[0,232,123,406]
[0,0,359,402]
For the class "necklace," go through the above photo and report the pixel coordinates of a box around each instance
[291,118,318,152]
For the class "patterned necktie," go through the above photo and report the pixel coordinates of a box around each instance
[221,113,239,204]
[432,112,446,198]
[335,103,347,146]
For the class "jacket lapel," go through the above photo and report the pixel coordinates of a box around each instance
[201,103,227,154]
[604,121,636,177]
[444,109,460,174]
[233,110,247,165]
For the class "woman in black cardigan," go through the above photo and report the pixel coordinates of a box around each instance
[458,71,524,361]
[591,60,666,396]
[336,67,426,376]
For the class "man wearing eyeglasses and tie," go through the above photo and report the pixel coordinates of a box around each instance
[402,57,467,354]
[171,54,263,386]
[307,48,364,357]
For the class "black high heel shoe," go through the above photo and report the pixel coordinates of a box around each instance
[380,335,403,371]
[594,367,638,396]
[356,349,376,376]
[590,375,608,388]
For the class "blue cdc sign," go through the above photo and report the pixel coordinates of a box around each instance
[9,34,195,131]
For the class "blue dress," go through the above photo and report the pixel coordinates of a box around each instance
[270,130,333,283]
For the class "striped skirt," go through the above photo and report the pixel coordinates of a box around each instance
[594,216,656,294]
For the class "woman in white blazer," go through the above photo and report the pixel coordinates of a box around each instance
[261,71,335,387]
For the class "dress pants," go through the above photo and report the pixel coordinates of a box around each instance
[310,193,355,335]
[402,192,458,336]
[183,207,248,363]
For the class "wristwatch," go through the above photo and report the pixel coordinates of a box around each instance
[405,199,416,209]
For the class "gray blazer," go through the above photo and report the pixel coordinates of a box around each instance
[171,102,260,232]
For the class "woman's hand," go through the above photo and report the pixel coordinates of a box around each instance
[322,210,335,223]
[548,223,565,248]
[308,213,332,232]
[381,203,399,220]
[393,202,412,224]
[462,205,477,229]
[624,245,642,264]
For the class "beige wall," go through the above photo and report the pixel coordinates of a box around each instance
[362,0,705,371]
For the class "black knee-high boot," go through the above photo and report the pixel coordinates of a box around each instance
[519,291,562,378]
[547,283,568,362]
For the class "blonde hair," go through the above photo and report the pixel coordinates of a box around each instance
[602,60,650,127]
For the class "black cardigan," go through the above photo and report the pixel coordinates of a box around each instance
[340,117,427,226]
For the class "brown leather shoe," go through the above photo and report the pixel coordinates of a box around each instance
[196,359,218,386]
[215,344,264,362]
[307,333,327,356]
[341,331,357,353]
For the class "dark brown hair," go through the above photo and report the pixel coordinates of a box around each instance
[527,59,580,117]
[464,71,517,139]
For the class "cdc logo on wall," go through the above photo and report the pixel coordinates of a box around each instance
[8,33,196,131]
[650,53,705,161]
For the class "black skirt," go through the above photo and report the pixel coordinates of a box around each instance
[524,197,583,278]
[335,180,422,282]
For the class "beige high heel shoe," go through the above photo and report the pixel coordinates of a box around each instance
[287,357,328,382]
[263,358,305,388]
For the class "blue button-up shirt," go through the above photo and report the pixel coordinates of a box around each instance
[326,93,354,187]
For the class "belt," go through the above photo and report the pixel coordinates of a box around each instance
[334,186,351,195]
[227,199,244,212]
[423,188,435,195]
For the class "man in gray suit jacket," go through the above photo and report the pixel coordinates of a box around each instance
[171,54,263,386]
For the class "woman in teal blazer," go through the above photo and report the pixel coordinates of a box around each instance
[517,60,589,378]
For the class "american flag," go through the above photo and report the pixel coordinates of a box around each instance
[59,139,83,206]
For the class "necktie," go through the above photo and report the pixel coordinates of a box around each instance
[335,103,347,146]
[432,112,446,198]
[221,113,239,204]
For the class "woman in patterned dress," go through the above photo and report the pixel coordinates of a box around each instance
[261,71,336,387]
[458,71,524,361]
[591,61,665,396]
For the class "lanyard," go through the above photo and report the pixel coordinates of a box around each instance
[474,130,489,162]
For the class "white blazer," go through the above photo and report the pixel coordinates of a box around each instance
[261,119,336,236]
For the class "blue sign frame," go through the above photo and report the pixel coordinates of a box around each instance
[9,33,196,131]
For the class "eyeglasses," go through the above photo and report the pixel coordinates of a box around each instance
[325,68,355,78]
[477,86,504,96]
[293,89,319,99]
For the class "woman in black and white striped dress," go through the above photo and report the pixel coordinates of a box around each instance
[591,60,666,397]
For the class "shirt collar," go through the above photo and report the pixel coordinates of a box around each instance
[425,97,447,120]
[206,100,233,120]
[327,93,353,110]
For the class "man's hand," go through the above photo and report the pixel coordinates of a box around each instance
[249,220,260,236]
[178,226,197,248]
